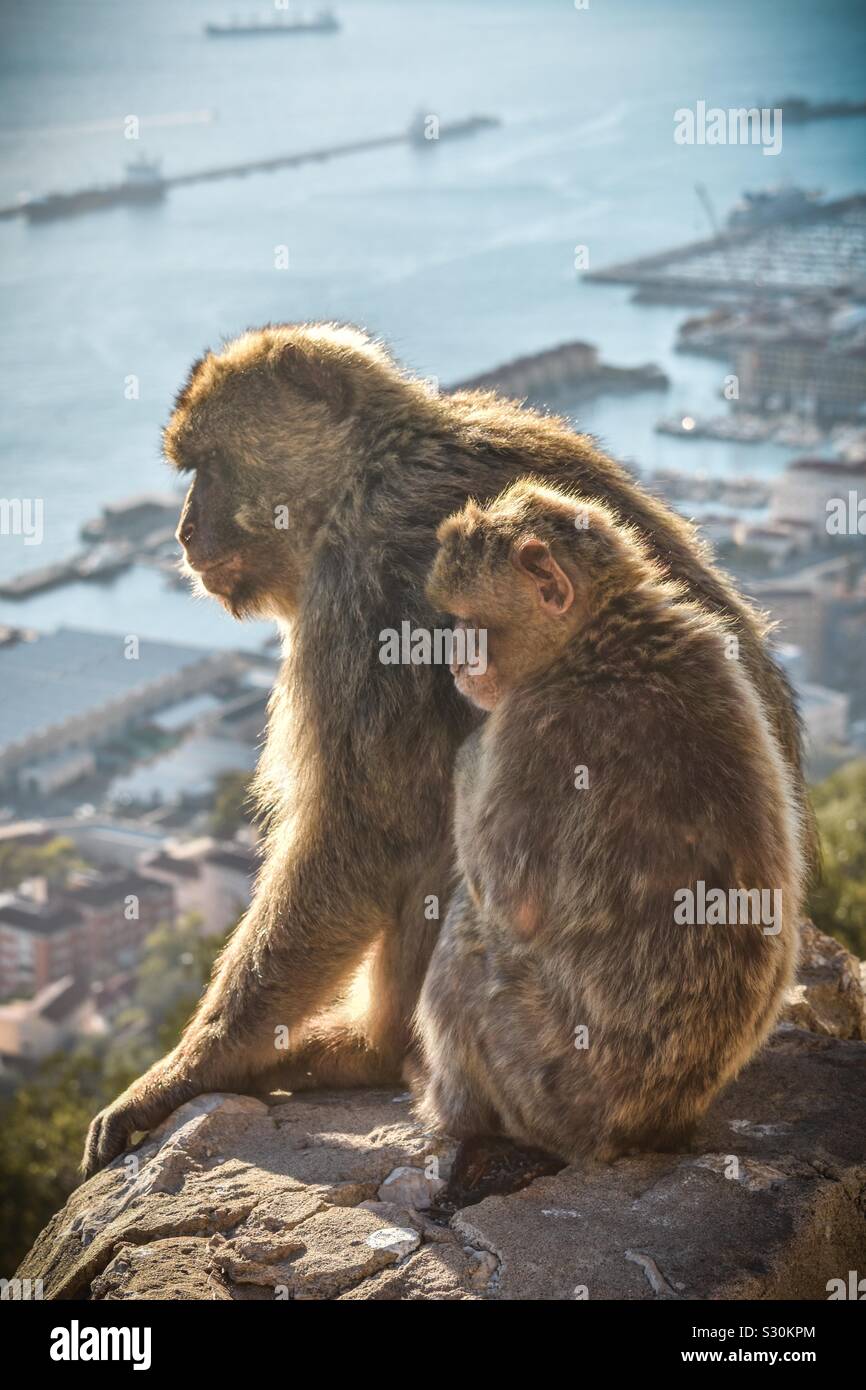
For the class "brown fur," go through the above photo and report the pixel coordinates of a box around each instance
[415,481,804,1160]
[82,323,811,1176]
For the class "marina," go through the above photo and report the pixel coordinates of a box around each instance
[0,497,180,600]
[654,413,827,448]
[586,193,866,301]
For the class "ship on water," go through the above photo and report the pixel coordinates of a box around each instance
[726,184,824,231]
[9,112,501,225]
[408,111,500,148]
[770,96,866,124]
[21,155,165,223]
[204,9,339,37]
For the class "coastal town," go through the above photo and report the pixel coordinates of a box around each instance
[1,434,864,1073]
[1,180,865,1077]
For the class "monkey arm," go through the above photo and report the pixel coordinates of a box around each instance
[474,804,553,938]
[81,829,396,1177]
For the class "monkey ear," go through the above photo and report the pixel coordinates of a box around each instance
[274,341,355,420]
[513,540,574,614]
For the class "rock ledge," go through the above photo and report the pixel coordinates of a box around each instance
[16,930,866,1300]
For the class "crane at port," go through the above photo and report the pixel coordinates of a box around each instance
[695,181,723,240]
[695,181,743,289]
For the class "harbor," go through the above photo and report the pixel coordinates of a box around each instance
[0,495,179,600]
[0,337,669,603]
[655,412,826,447]
[585,192,866,301]
[3,112,502,223]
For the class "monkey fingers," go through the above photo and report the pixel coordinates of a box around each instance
[81,1064,202,1179]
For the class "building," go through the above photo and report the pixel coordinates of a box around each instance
[734,330,824,413]
[0,976,91,1063]
[675,297,866,424]
[0,896,83,996]
[142,837,258,936]
[733,521,800,564]
[818,579,866,719]
[0,626,245,792]
[748,584,822,677]
[18,749,97,796]
[799,683,851,752]
[724,298,866,426]
[770,457,866,535]
[50,818,170,870]
[0,865,174,996]
[60,871,175,976]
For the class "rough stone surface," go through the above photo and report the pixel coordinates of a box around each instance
[453,1028,866,1299]
[782,922,866,1040]
[17,932,866,1301]
[377,1164,446,1210]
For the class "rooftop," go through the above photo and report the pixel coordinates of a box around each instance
[62,872,173,909]
[0,975,88,1024]
[0,896,82,935]
[204,844,259,874]
[144,850,200,880]
[788,456,866,475]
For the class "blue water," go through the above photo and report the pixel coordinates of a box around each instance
[1,0,865,644]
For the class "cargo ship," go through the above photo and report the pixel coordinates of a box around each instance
[205,10,339,36]
[408,111,500,147]
[770,96,866,124]
[7,111,501,224]
[22,155,166,223]
[726,184,824,231]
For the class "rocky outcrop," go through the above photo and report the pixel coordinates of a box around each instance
[782,922,866,1040]
[16,930,866,1301]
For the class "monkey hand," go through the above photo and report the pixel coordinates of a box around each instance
[81,1051,204,1179]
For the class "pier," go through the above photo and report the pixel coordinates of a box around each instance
[1,115,501,223]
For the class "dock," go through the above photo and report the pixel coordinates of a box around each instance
[585,193,866,301]
[0,558,84,599]
[1,115,501,223]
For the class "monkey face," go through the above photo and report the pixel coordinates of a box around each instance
[173,462,299,621]
[163,324,397,623]
[175,469,262,618]
[429,502,580,708]
[446,597,566,710]
[448,619,503,710]
[429,481,658,708]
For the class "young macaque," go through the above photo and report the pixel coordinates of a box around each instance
[416,479,804,1161]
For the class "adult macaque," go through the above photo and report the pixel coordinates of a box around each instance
[82,324,810,1175]
[416,481,804,1159]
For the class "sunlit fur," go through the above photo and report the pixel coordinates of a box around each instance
[416,482,805,1161]
[83,322,814,1176]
